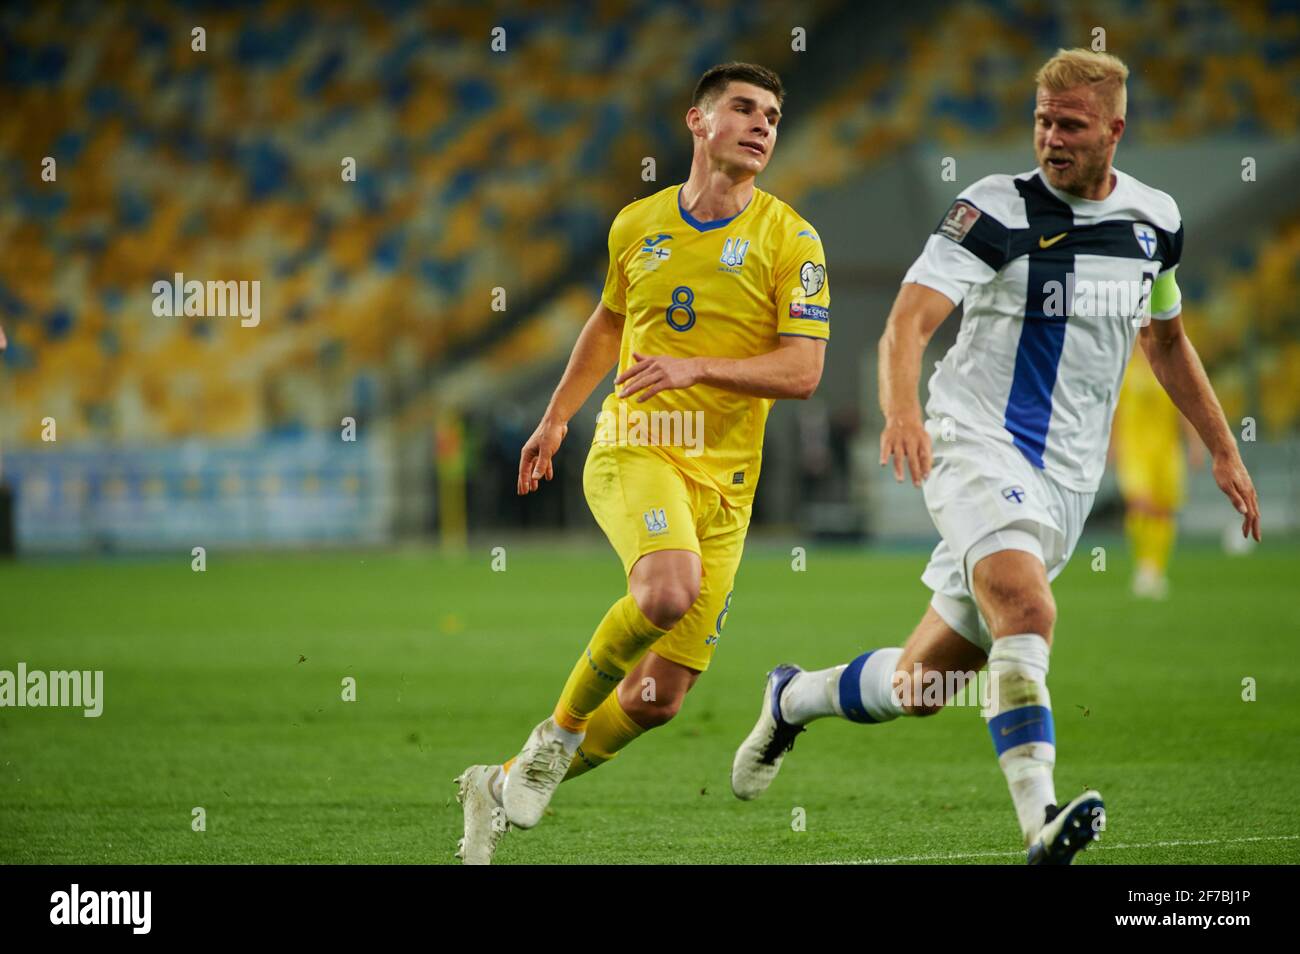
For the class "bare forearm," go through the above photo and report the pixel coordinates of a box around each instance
[543,308,623,424]
[878,319,925,422]
[1145,330,1236,459]
[695,344,820,400]
[877,283,954,423]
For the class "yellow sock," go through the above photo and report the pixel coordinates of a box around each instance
[1125,509,1149,566]
[1129,509,1166,569]
[564,691,647,781]
[552,594,667,733]
[1148,513,1175,575]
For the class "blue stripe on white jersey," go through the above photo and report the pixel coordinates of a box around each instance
[902,168,1184,493]
[1005,176,1076,468]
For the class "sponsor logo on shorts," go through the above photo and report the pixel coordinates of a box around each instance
[643,507,668,535]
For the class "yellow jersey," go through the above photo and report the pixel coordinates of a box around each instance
[596,184,830,507]
[1115,347,1181,457]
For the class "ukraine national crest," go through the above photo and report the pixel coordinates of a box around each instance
[720,236,750,268]
[643,508,668,534]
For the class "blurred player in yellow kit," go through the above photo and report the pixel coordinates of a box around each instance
[453,62,831,863]
[1112,346,1204,598]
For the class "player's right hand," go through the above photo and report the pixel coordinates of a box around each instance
[880,414,932,487]
[1212,451,1261,542]
[518,417,567,495]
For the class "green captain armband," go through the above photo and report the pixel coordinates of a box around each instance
[1150,267,1182,320]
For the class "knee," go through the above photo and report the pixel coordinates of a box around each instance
[993,593,1056,640]
[631,579,700,630]
[617,683,686,728]
[1003,597,1055,642]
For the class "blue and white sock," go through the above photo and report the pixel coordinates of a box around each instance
[985,634,1057,844]
[779,648,904,725]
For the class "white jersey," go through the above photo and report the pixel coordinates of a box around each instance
[903,167,1184,492]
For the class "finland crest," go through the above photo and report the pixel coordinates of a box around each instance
[643,507,669,535]
[1002,485,1026,504]
[1133,223,1157,259]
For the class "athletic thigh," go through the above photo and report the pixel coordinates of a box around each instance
[650,502,749,673]
[583,444,701,576]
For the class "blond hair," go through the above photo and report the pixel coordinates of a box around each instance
[1035,48,1129,120]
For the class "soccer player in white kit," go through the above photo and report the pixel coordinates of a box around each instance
[730,49,1262,864]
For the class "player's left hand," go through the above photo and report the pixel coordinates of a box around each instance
[1212,452,1261,541]
[615,352,701,402]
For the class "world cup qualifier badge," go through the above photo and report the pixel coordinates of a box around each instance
[800,261,825,297]
[939,200,981,242]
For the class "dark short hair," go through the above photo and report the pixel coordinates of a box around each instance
[692,62,784,113]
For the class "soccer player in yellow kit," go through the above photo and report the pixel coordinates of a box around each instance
[454,62,831,863]
[1112,346,1203,598]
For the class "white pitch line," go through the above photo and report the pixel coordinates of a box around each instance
[826,833,1300,865]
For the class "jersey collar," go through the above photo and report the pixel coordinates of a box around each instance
[1036,167,1128,211]
[676,184,755,232]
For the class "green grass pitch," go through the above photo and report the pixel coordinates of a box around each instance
[2,538,1298,864]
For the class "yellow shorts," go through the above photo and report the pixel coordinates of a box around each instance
[1117,444,1185,512]
[583,442,750,672]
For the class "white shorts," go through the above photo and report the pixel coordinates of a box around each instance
[919,420,1095,653]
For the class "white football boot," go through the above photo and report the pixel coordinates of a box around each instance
[1132,564,1169,600]
[501,718,578,829]
[1027,789,1106,865]
[731,665,806,801]
[454,764,510,865]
